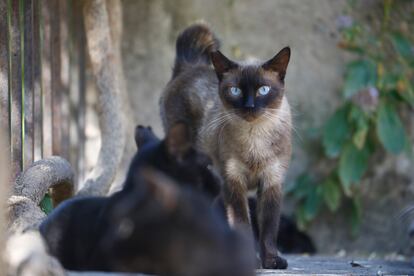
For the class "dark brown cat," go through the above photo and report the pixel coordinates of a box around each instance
[160,24,292,269]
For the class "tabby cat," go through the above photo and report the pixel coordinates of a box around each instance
[160,24,292,269]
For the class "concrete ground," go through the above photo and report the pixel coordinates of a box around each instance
[68,255,414,276]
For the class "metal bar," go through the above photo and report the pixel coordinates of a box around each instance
[59,0,70,160]
[72,0,86,185]
[9,0,23,179]
[0,0,10,140]
[68,0,78,186]
[50,0,62,156]
[23,0,34,168]
[41,0,52,157]
[78,7,86,186]
[32,0,42,161]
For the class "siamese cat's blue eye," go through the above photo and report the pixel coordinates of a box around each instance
[229,87,242,97]
[257,86,271,96]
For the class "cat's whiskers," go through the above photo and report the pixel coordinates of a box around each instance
[218,114,233,147]
[204,113,230,130]
[263,110,302,141]
[202,112,234,135]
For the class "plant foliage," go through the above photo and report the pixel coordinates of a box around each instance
[288,0,413,232]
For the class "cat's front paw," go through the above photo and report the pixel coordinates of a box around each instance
[262,255,288,269]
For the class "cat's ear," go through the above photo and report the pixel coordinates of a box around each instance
[210,51,238,80]
[262,47,291,82]
[166,122,191,159]
[135,125,159,149]
[141,168,178,210]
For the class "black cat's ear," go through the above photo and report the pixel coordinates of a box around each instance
[210,51,238,80]
[262,47,291,82]
[166,122,191,159]
[135,125,159,149]
[141,168,178,211]
[135,125,147,149]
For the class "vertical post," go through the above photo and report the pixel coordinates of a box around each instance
[0,0,9,138]
[50,0,74,206]
[77,2,86,185]
[68,0,78,184]
[41,1,52,157]
[71,0,86,185]
[23,0,34,168]
[59,0,70,160]
[50,0,62,157]
[9,0,23,179]
[32,0,42,160]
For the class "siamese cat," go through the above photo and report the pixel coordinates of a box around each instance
[40,123,254,275]
[160,24,292,269]
[138,126,315,255]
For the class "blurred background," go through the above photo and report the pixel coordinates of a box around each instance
[115,0,414,257]
[1,0,414,260]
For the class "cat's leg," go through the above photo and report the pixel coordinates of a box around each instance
[222,179,250,229]
[257,168,288,269]
[223,179,264,267]
[222,160,261,267]
[222,159,251,228]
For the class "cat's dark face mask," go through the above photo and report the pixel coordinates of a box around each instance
[210,47,291,122]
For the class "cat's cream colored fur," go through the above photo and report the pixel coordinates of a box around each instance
[199,93,291,224]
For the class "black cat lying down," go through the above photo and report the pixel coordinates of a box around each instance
[40,124,255,275]
[136,125,316,255]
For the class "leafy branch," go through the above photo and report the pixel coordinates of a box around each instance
[289,0,414,233]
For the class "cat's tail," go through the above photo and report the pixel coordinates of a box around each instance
[172,23,220,78]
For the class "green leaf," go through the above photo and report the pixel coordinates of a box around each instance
[349,104,365,122]
[343,60,376,98]
[322,178,342,212]
[376,102,406,154]
[340,24,361,46]
[353,127,368,149]
[397,80,414,108]
[295,204,307,231]
[338,43,365,55]
[339,143,369,191]
[40,193,53,215]
[323,106,350,158]
[290,174,314,200]
[349,198,361,236]
[349,106,369,149]
[304,186,322,221]
[380,73,398,91]
[391,32,414,60]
